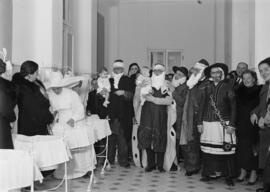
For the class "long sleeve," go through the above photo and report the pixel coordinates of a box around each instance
[86,90,97,114]
[228,89,237,126]
[251,84,268,118]
[197,87,206,125]
[172,85,188,108]
[70,90,85,121]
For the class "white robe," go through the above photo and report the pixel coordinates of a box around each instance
[48,88,96,179]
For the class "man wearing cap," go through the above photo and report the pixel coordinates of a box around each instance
[138,63,173,172]
[171,66,189,163]
[0,59,17,149]
[198,63,236,186]
[107,59,134,168]
[180,59,209,176]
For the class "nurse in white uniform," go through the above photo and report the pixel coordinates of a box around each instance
[46,71,96,179]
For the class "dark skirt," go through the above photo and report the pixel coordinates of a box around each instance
[0,119,14,149]
[138,101,168,153]
[202,153,236,177]
[236,139,258,170]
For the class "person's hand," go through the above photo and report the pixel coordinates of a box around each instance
[226,126,235,134]
[197,124,204,133]
[114,90,125,96]
[67,119,75,128]
[258,117,265,129]
[250,113,258,125]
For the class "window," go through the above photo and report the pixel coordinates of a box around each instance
[148,49,183,73]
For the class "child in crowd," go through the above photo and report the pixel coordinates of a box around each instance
[136,66,152,106]
[97,68,111,107]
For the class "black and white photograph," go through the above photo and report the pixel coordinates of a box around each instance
[0,0,270,192]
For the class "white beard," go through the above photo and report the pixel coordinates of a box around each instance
[172,76,186,87]
[112,72,124,89]
[151,72,165,90]
[186,71,203,89]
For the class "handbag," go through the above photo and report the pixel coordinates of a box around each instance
[210,95,234,152]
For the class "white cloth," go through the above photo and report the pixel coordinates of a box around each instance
[13,134,70,171]
[86,115,112,142]
[48,88,97,179]
[112,72,123,89]
[151,72,166,90]
[54,145,96,179]
[97,76,111,93]
[200,121,236,155]
[153,64,165,71]
[186,72,203,89]
[49,88,85,122]
[163,101,177,171]
[113,61,124,68]
[0,150,39,191]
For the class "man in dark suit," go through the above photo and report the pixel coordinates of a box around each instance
[107,60,134,168]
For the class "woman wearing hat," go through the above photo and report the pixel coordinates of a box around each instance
[46,71,95,179]
[197,63,236,186]
[171,66,189,164]
[0,59,17,149]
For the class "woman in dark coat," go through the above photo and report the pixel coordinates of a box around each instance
[12,61,53,136]
[236,70,261,184]
[0,59,17,149]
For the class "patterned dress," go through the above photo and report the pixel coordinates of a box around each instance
[138,88,168,152]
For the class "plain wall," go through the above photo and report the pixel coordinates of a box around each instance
[0,0,12,61]
[99,0,226,72]
[12,0,62,69]
[70,0,97,75]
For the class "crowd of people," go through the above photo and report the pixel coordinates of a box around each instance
[1,57,270,192]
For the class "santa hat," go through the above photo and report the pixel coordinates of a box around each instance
[153,63,166,71]
[113,60,124,68]
[194,59,209,70]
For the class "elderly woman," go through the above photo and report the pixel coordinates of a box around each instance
[12,61,54,136]
[251,57,270,192]
[236,70,261,185]
[137,63,173,172]
[0,59,16,149]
